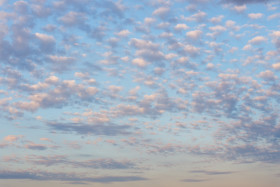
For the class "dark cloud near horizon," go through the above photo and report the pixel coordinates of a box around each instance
[0,170,147,183]
[190,170,234,175]
[26,155,137,170]
[182,178,209,182]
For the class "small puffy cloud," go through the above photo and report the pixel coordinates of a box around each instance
[129,38,159,50]
[152,7,170,17]
[13,1,28,14]
[31,4,51,17]
[174,24,189,31]
[144,17,156,25]
[248,13,263,19]
[59,11,87,26]
[210,15,224,23]
[35,33,55,52]
[108,85,122,93]
[35,33,55,43]
[270,31,280,48]
[186,11,207,22]
[271,31,280,38]
[4,135,22,142]
[206,63,215,70]
[40,138,52,142]
[48,55,75,72]
[135,49,165,62]
[226,20,236,27]
[225,20,240,31]
[74,72,89,79]
[232,4,247,12]
[272,63,280,70]
[45,75,59,84]
[184,45,200,56]
[248,36,267,44]
[243,44,252,50]
[159,32,173,38]
[165,53,177,59]
[268,13,280,20]
[209,25,227,32]
[132,58,148,68]
[259,70,276,81]
[116,30,130,37]
[186,30,203,40]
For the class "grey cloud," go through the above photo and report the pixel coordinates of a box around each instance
[25,144,48,151]
[74,159,136,169]
[58,11,90,31]
[90,26,107,41]
[182,178,209,182]
[97,0,126,18]
[0,170,147,183]
[47,122,131,136]
[190,170,234,175]
[31,4,51,18]
[26,155,136,169]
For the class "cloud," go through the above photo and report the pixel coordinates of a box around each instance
[47,122,131,136]
[24,143,48,150]
[152,7,170,17]
[116,30,131,37]
[222,0,275,4]
[248,36,267,44]
[186,11,207,22]
[232,4,247,12]
[129,38,159,50]
[0,0,280,185]
[4,135,22,142]
[25,155,136,169]
[0,170,147,183]
[259,70,276,81]
[186,30,203,40]
[174,24,189,31]
[210,15,224,23]
[190,170,234,175]
[182,178,209,182]
[35,33,55,52]
[248,13,263,19]
[132,58,149,68]
[272,63,280,70]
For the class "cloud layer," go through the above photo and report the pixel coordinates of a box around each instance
[0,0,280,186]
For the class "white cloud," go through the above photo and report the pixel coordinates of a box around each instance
[209,25,226,32]
[116,30,131,37]
[272,63,280,70]
[233,5,247,12]
[186,11,207,22]
[35,33,55,43]
[132,58,148,67]
[174,24,189,31]
[152,7,170,16]
[248,13,263,19]
[210,15,224,23]
[248,36,267,44]
[186,30,202,40]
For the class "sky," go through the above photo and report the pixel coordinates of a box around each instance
[0,0,280,186]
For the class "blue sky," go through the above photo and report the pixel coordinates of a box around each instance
[0,0,280,186]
